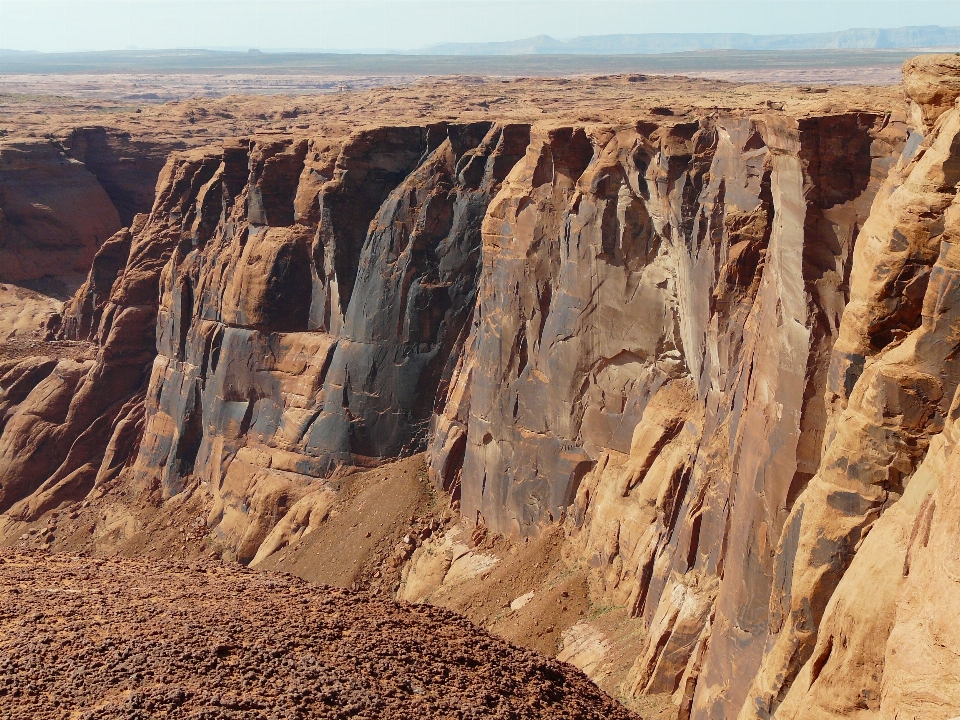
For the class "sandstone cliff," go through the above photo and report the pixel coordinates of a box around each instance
[3,58,960,720]
[427,109,910,718]
[0,138,121,284]
[0,128,192,343]
[0,147,226,519]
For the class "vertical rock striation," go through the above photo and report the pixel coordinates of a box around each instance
[741,53,960,720]
[0,148,223,518]
[127,123,529,561]
[427,110,908,717]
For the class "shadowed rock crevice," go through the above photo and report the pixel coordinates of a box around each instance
[305,122,530,462]
[60,126,175,227]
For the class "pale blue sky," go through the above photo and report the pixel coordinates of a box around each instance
[1,0,958,52]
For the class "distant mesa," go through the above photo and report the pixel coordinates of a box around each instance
[419,25,960,55]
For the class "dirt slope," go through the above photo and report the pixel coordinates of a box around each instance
[254,455,451,594]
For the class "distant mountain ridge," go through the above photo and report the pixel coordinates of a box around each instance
[420,25,960,55]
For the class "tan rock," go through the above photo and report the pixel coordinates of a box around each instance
[741,80,960,720]
[902,54,960,132]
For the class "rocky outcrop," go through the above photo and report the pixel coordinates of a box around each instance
[126,123,529,562]
[0,138,121,283]
[0,147,223,518]
[902,53,960,132]
[426,109,910,717]
[735,60,960,720]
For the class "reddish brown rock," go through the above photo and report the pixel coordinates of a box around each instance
[0,148,224,517]
[0,138,120,283]
[60,125,176,226]
[128,123,530,562]
[902,53,960,132]
[0,551,638,720]
[7,60,960,720]
[420,108,908,718]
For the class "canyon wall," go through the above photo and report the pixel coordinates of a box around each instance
[0,129,181,285]
[427,109,910,718]
[60,126,176,227]
[2,56,960,719]
[0,129,186,343]
[0,147,224,517]
[0,138,121,284]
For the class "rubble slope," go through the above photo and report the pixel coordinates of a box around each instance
[0,550,637,720]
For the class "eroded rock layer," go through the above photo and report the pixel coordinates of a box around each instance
[3,56,960,720]
[428,109,911,718]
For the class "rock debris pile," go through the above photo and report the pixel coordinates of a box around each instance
[0,551,637,720]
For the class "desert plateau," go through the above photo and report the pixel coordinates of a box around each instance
[3,19,960,719]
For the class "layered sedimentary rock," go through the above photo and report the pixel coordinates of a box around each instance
[126,123,530,561]
[4,56,960,720]
[742,54,960,720]
[0,129,187,344]
[0,147,223,517]
[427,108,911,717]
[0,138,121,283]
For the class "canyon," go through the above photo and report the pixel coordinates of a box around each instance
[1,57,960,719]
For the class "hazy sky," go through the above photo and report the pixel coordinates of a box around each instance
[1,0,958,52]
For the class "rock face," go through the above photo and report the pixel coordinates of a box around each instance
[741,58,960,720]
[0,138,121,283]
[428,110,911,717]
[125,123,530,562]
[0,148,223,517]
[4,56,960,720]
[901,53,960,132]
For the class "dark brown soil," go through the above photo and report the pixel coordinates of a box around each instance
[0,551,640,720]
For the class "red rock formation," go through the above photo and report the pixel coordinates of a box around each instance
[0,147,223,517]
[0,138,121,283]
[424,109,909,717]
[128,123,530,562]
[740,54,960,720]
